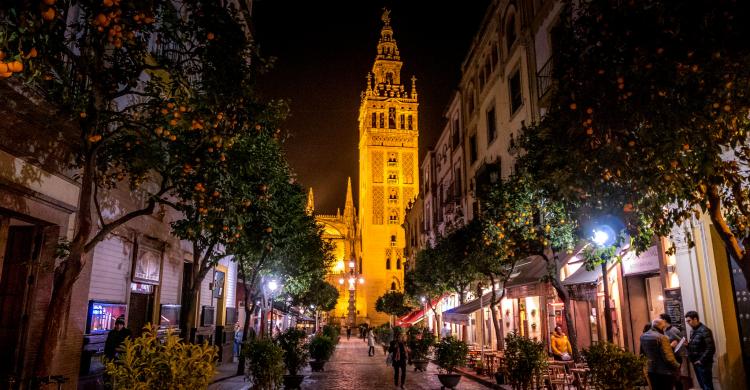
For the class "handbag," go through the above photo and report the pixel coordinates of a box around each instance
[386,352,393,365]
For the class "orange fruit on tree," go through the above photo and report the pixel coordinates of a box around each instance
[0,63,8,73]
[42,7,56,21]
[103,0,113,6]
[207,32,215,40]
[0,72,11,79]
[43,0,56,5]
[8,61,23,73]
[27,48,38,58]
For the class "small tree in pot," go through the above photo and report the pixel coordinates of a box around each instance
[374,325,394,355]
[434,336,468,389]
[244,338,284,390]
[407,327,435,372]
[308,335,335,372]
[276,328,309,389]
[504,332,548,390]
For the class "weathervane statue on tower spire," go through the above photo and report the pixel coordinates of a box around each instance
[381,8,391,25]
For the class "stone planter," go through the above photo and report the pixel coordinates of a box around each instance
[282,374,304,389]
[436,374,462,389]
[309,360,326,372]
[494,371,505,385]
[411,359,429,372]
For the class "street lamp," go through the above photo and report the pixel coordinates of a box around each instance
[265,278,281,337]
[591,223,616,342]
[420,296,427,330]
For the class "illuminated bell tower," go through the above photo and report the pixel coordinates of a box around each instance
[358,9,419,325]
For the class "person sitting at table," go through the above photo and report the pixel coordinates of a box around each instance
[551,326,573,361]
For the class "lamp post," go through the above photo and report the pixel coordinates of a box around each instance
[266,279,280,337]
[592,227,615,342]
[478,283,484,364]
[311,304,318,334]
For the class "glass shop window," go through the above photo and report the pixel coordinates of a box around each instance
[86,301,127,333]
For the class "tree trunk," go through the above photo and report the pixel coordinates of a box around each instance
[236,264,259,376]
[601,262,614,342]
[180,281,199,342]
[545,252,580,361]
[34,154,96,376]
[707,185,750,284]
[488,281,504,351]
[549,277,579,361]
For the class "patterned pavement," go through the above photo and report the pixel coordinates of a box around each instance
[210,336,492,390]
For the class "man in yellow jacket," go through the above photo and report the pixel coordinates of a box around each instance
[551,325,572,361]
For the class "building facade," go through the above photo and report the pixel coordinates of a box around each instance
[405,1,747,389]
[357,10,420,325]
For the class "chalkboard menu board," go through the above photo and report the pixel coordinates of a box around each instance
[664,288,684,333]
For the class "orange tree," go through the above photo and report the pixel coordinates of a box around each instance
[518,0,750,286]
[482,174,578,357]
[0,0,279,374]
[1,0,187,375]
[228,156,334,374]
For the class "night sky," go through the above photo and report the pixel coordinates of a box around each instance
[253,1,490,213]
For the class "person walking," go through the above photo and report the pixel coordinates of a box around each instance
[640,318,680,389]
[367,328,376,357]
[660,313,690,390]
[104,317,132,360]
[389,334,410,388]
[685,311,716,390]
[550,326,573,361]
[346,326,352,340]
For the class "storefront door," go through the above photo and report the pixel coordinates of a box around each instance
[128,288,154,338]
[0,224,39,377]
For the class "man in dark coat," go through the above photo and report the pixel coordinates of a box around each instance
[640,318,680,389]
[104,317,132,360]
[685,311,716,390]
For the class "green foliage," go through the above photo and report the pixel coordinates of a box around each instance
[244,338,284,390]
[322,324,340,342]
[373,324,394,347]
[104,325,217,390]
[503,332,548,390]
[434,336,468,374]
[293,278,339,312]
[275,328,309,376]
[411,224,480,304]
[406,327,436,360]
[375,291,412,317]
[308,335,335,361]
[517,0,750,279]
[582,342,647,390]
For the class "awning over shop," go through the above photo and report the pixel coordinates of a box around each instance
[505,257,548,288]
[442,292,494,325]
[397,296,443,326]
[562,265,600,286]
[398,308,425,326]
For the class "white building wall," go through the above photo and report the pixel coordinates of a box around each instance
[219,256,237,309]
[159,252,182,305]
[88,236,132,303]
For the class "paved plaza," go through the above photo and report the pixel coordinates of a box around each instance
[209,337,492,390]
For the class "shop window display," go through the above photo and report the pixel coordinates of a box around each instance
[87,301,127,333]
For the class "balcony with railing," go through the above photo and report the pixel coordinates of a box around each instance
[536,57,553,98]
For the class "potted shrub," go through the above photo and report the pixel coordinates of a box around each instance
[244,338,284,390]
[322,324,340,344]
[308,335,335,372]
[374,325,394,355]
[474,360,484,375]
[582,342,647,390]
[504,331,548,390]
[276,328,309,389]
[105,325,217,389]
[407,327,435,372]
[434,336,468,389]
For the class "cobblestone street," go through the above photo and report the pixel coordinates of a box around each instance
[209,337,493,390]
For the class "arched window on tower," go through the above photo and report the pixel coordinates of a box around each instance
[400,114,405,129]
[407,115,413,130]
[396,258,401,270]
[379,113,385,128]
[372,113,377,128]
[386,257,391,270]
[359,258,363,274]
[390,282,396,291]
[386,72,394,84]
